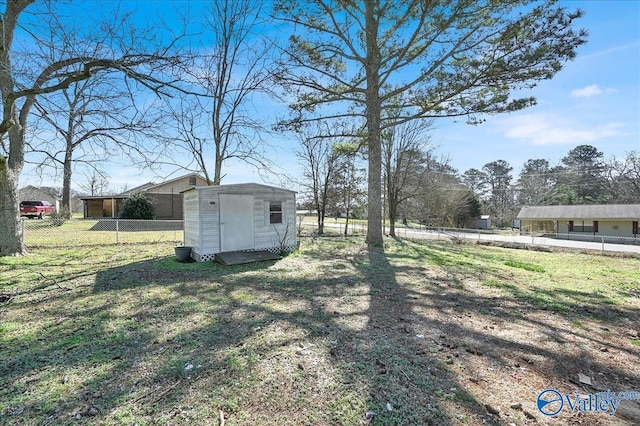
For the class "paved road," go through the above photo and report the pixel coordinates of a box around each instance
[402,228,640,254]
[315,222,640,254]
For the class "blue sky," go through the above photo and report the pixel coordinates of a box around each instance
[438,1,640,174]
[18,0,640,193]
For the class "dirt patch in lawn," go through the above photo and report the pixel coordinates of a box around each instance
[1,238,638,425]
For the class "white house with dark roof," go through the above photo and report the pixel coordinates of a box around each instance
[517,204,640,238]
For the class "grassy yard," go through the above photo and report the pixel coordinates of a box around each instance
[22,219,183,247]
[1,237,639,425]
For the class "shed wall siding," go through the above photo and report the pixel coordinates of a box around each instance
[254,197,297,250]
[199,192,220,254]
[183,191,200,251]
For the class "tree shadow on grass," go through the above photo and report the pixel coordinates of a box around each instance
[2,237,638,425]
[348,246,498,425]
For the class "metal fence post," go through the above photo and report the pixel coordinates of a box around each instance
[115,218,119,244]
[601,236,604,253]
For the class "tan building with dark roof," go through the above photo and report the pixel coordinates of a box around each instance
[80,173,208,219]
[517,204,640,238]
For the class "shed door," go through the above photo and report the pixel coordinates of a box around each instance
[219,194,254,252]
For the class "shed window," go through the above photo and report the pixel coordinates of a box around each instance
[189,176,197,186]
[269,201,283,224]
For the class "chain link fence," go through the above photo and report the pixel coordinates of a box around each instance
[22,217,640,253]
[22,218,184,248]
[298,217,640,254]
[409,228,640,253]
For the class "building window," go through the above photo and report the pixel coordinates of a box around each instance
[570,220,593,233]
[189,176,197,186]
[269,201,282,224]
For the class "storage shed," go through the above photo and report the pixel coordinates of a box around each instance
[183,183,297,262]
[468,215,492,230]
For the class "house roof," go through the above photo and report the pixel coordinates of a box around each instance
[517,204,640,220]
[19,185,61,200]
[118,173,207,195]
[79,195,128,200]
[119,182,156,196]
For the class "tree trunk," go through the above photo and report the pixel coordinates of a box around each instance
[364,1,383,248]
[318,192,327,235]
[385,161,397,238]
[212,107,223,185]
[0,157,24,255]
[388,191,397,238]
[344,191,350,237]
[316,209,324,235]
[213,147,222,185]
[62,145,73,218]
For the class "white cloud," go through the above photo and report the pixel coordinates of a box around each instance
[571,84,603,98]
[499,113,627,146]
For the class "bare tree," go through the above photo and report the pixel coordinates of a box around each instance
[296,123,344,235]
[166,0,276,185]
[276,0,586,247]
[402,158,469,227]
[78,170,111,197]
[516,159,554,205]
[330,149,366,236]
[26,76,163,217]
[383,119,434,237]
[0,1,180,256]
[608,151,640,203]
[162,94,213,184]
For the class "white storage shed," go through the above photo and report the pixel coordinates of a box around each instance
[182,183,297,262]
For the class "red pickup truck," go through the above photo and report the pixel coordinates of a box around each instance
[20,200,56,219]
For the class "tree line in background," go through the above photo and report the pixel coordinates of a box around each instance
[0,0,589,255]
[299,142,640,234]
[463,145,640,228]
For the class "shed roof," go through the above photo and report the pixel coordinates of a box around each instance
[183,182,296,194]
[517,204,640,220]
